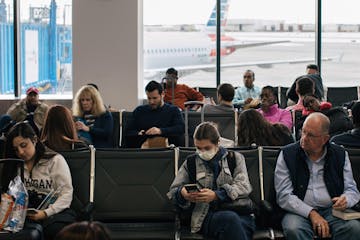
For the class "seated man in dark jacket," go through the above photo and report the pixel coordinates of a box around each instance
[275,112,360,240]
[331,101,360,147]
[126,81,185,147]
[287,64,324,104]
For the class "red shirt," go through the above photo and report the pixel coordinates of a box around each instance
[302,101,332,116]
[164,84,204,110]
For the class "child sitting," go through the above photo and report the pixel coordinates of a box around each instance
[302,94,332,116]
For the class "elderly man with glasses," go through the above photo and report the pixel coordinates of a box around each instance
[232,69,261,109]
[275,112,360,240]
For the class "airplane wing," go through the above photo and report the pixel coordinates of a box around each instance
[221,40,290,50]
[144,54,343,74]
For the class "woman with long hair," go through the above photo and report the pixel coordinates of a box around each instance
[238,109,294,146]
[72,85,113,148]
[5,122,75,240]
[41,105,87,151]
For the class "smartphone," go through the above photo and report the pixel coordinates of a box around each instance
[27,208,39,215]
[184,184,201,193]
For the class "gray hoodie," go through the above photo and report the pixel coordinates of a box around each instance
[24,153,73,217]
[167,150,252,233]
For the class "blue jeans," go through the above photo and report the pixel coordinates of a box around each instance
[202,210,255,240]
[282,207,360,240]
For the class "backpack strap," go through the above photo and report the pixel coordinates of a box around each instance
[187,151,237,183]
[226,151,236,176]
[187,154,197,183]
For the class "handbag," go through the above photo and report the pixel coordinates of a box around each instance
[217,197,256,215]
[141,137,169,149]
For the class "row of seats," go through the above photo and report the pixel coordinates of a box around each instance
[55,146,360,239]
[110,87,359,149]
[112,110,238,148]
[196,86,360,109]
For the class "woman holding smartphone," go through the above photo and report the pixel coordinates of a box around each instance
[168,122,255,240]
[5,122,75,240]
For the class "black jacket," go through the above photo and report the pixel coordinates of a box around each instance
[287,74,324,103]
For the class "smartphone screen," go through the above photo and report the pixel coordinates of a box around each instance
[184,184,200,193]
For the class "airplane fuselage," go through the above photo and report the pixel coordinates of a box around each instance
[143,32,215,69]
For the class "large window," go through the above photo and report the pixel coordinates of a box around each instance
[221,0,315,89]
[322,0,360,87]
[143,0,216,88]
[0,0,14,97]
[0,0,72,97]
[143,0,318,89]
[20,0,72,97]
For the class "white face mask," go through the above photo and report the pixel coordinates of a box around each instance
[196,148,218,161]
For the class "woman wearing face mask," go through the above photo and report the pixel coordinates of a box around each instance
[5,122,75,240]
[167,122,255,240]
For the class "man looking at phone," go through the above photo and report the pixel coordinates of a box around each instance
[168,122,254,240]
[126,80,185,147]
[275,112,360,240]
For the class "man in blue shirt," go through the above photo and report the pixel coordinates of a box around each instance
[232,70,260,108]
[126,81,185,147]
[275,112,360,240]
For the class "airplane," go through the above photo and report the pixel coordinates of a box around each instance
[143,0,339,79]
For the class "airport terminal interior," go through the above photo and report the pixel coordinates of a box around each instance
[0,0,360,239]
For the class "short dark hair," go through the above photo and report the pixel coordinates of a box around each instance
[145,80,163,94]
[352,101,360,128]
[244,70,255,79]
[296,77,315,96]
[261,85,278,102]
[306,64,318,71]
[165,68,178,77]
[217,83,235,102]
[302,93,320,107]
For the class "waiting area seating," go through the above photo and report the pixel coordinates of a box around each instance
[2,145,360,239]
[326,86,360,107]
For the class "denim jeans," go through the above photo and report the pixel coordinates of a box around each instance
[282,207,360,240]
[201,210,255,240]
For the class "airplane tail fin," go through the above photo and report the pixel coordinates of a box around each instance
[206,0,230,30]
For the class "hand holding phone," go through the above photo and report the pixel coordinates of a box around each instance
[184,184,201,193]
[27,208,39,215]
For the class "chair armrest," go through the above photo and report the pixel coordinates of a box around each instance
[79,202,94,220]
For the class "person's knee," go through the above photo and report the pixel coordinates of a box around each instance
[282,214,312,239]
[221,211,241,225]
[342,220,360,234]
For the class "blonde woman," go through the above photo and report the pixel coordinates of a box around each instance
[72,85,113,148]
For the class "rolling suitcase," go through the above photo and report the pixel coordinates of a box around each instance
[0,159,43,240]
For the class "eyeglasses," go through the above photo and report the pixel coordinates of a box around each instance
[243,75,252,79]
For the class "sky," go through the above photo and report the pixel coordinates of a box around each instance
[3,0,359,25]
[144,0,360,25]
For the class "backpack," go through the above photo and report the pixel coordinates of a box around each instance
[187,151,236,183]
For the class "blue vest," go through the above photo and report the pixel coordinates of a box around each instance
[282,142,345,200]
